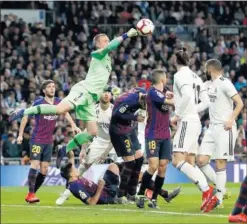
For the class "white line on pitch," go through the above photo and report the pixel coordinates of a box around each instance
[1,204,228,218]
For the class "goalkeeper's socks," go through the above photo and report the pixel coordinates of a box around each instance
[24,104,57,115]
[138,171,152,195]
[66,132,93,153]
[152,175,164,200]
[231,175,247,215]
[34,172,46,193]
[117,160,136,198]
[28,168,37,193]
[127,157,144,196]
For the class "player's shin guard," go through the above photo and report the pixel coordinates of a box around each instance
[24,104,57,116]
[117,160,136,197]
[28,168,37,193]
[152,176,165,200]
[138,171,153,195]
[231,176,247,215]
[66,132,93,153]
[34,172,46,193]
[127,157,144,196]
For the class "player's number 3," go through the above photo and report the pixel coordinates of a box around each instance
[32,145,41,154]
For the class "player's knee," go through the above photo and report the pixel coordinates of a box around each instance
[158,164,167,176]
[215,159,226,169]
[135,150,143,159]
[108,163,119,175]
[148,163,158,174]
[196,156,208,168]
[31,160,40,170]
[88,129,98,136]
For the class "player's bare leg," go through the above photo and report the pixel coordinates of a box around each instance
[25,160,40,203]
[172,152,214,211]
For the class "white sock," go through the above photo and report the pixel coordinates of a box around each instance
[215,169,226,201]
[63,188,71,197]
[200,163,217,185]
[177,161,209,192]
[78,163,88,177]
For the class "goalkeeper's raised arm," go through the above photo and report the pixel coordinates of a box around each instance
[91,28,138,60]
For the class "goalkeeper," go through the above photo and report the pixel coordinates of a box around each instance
[9,29,139,150]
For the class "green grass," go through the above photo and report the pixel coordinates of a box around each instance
[1,183,240,223]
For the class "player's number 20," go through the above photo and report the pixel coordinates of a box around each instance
[193,83,200,104]
[32,145,41,154]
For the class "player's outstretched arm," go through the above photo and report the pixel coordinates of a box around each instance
[86,179,105,205]
[91,28,138,60]
[64,112,81,134]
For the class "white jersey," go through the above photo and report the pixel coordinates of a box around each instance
[204,76,238,124]
[95,103,114,142]
[173,66,205,120]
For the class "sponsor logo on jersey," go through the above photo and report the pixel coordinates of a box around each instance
[44,115,58,120]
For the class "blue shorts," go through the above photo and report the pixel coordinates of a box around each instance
[30,142,53,162]
[110,130,141,157]
[98,170,119,204]
[145,139,172,160]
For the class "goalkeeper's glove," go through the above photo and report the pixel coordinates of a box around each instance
[122,28,138,40]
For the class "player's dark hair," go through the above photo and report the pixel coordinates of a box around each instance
[41,79,55,90]
[93,33,107,48]
[175,48,190,66]
[205,59,222,71]
[151,69,166,84]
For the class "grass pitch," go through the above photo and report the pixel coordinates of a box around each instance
[1,183,240,223]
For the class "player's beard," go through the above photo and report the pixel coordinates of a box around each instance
[205,71,212,81]
[46,93,55,98]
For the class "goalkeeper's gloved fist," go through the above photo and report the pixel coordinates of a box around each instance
[127,28,138,38]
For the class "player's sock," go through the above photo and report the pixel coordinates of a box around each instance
[231,176,247,215]
[28,168,37,193]
[34,172,46,193]
[146,179,169,198]
[138,171,153,195]
[66,132,93,153]
[117,160,136,197]
[215,168,226,201]
[78,163,88,177]
[243,205,247,215]
[24,104,57,115]
[199,163,217,185]
[127,157,144,196]
[152,175,165,200]
[177,161,209,192]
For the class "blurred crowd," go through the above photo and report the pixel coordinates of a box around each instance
[0,1,246,164]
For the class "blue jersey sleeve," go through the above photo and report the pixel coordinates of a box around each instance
[149,89,165,105]
[69,183,91,204]
[113,102,138,121]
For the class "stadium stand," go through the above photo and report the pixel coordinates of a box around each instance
[1,1,246,165]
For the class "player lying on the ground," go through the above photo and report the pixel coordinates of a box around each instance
[109,87,146,204]
[9,28,139,156]
[170,48,215,212]
[136,69,180,209]
[228,175,247,223]
[17,80,80,203]
[197,59,243,212]
[56,88,114,205]
[60,161,120,205]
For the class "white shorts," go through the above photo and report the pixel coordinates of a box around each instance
[199,124,237,161]
[84,137,113,164]
[173,120,201,154]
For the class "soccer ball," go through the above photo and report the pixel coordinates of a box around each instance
[136,19,154,36]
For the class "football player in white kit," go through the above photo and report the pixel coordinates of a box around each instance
[170,48,215,212]
[56,87,114,205]
[197,59,243,212]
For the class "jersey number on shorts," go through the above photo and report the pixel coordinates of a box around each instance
[124,139,131,152]
[32,145,41,154]
[193,83,200,104]
[148,141,156,150]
